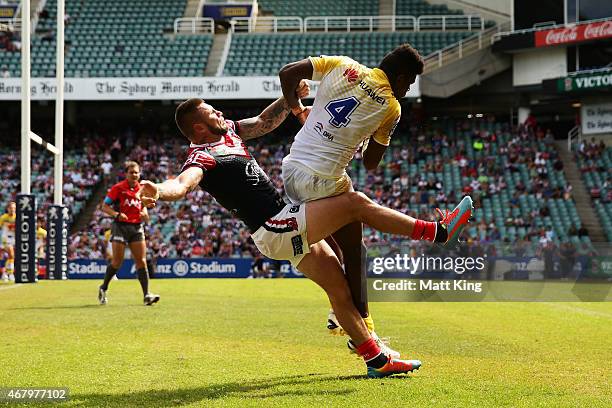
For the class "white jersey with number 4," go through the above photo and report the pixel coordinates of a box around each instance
[284,55,401,178]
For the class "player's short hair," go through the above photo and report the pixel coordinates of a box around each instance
[175,98,204,138]
[125,161,139,171]
[379,44,424,81]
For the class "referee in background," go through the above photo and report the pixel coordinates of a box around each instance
[98,161,160,306]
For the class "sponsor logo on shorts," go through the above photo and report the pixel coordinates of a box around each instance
[111,235,125,243]
[263,217,298,233]
[291,235,304,256]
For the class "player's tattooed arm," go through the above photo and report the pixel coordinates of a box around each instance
[138,167,203,207]
[238,80,310,140]
[237,98,290,141]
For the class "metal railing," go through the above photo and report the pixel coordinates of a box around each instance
[422,20,510,73]
[567,66,612,76]
[568,125,582,152]
[228,14,486,33]
[173,17,215,34]
[231,16,303,33]
[304,16,416,32]
[416,14,484,31]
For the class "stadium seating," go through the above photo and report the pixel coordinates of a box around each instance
[347,119,590,250]
[66,116,597,259]
[2,0,213,78]
[396,0,462,16]
[0,0,492,78]
[223,32,473,76]
[395,0,493,29]
[257,0,378,17]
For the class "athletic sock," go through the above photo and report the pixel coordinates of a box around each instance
[136,268,149,296]
[434,222,448,243]
[356,337,389,369]
[410,220,437,242]
[411,220,449,243]
[100,265,118,291]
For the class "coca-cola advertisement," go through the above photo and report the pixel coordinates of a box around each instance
[535,20,612,47]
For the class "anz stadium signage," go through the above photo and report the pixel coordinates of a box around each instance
[66,258,304,279]
[0,76,420,100]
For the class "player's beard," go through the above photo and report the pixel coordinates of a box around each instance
[209,121,228,135]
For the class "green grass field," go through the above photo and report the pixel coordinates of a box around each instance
[1,279,611,407]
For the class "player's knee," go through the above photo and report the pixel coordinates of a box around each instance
[135,258,146,269]
[346,191,371,219]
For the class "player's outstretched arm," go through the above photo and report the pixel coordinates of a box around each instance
[138,167,203,207]
[279,58,314,121]
[238,80,310,141]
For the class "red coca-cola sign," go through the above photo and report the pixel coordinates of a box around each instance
[535,20,612,47]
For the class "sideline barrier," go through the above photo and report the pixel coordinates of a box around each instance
[67,258,304,279]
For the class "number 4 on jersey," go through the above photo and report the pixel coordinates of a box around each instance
[325,96,360,128]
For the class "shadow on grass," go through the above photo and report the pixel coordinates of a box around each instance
[68,373,412,407]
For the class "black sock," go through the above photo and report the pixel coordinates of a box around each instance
[136,268,149,296]
[434,222,448,243]
[146,259,155,278]
[100,265,118,291]
[366,352,389,369]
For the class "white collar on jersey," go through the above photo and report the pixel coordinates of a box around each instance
[190,138,224,148]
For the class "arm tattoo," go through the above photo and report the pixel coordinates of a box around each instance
[239,97,291,140]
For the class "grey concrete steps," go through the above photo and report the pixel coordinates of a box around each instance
[555,140,607,242]
[204,33,228,76]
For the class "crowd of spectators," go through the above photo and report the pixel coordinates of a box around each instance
[577,137,611,202]
[2,110,596,268]
[64,115,592,263]
[69,133,292,260]
[0,26,20,54]
[0,128,122,260]
[354,118,578,253]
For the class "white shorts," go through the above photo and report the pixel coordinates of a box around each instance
[282,159,353,205]
[251,203,310,267]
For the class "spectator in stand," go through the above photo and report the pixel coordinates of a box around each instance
[559,242,577,280]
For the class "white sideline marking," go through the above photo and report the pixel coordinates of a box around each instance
[0,284,23,292]
[547,303,612,319]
